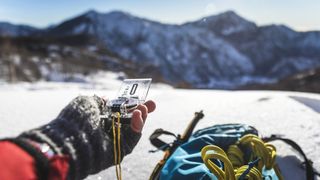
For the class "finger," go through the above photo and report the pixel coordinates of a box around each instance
[137,104,148,122]
[101,96,108,105]
[144,100,156,113]
[131,110,144,133]
[92,95,107,112]
[101,96,107,101]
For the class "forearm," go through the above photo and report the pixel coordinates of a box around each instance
[0,95,148,180]
[18,96,115,179]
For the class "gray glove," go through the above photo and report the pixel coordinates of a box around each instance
[20,96,142,179]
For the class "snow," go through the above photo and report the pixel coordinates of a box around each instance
[73,23,87,34]
[0,82,319,180]
[11,54,21,65]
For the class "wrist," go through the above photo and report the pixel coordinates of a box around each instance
[25,139,56,160]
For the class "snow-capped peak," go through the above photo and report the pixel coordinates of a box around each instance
[83,9,99,19]
[191,10,257,35]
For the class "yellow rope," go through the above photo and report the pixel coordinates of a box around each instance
[227,145,244,168]
[201,145,236,180]
[201,134,283,180]
[237,135,276,170]
[117,112,122,180]
[112,113,122,180]
[235,165,262,180]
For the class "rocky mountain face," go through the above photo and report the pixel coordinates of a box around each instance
[1,10,320,89]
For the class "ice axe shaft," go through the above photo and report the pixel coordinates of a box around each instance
[180,110,204,141]
[149,110,204,180]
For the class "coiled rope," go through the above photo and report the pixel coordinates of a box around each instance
[201,134,283,180]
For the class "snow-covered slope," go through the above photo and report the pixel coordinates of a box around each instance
[0,83,319,179]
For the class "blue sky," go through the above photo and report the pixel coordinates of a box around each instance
[0,0,319,31]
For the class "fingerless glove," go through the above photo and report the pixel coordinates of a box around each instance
[19,96,141,179]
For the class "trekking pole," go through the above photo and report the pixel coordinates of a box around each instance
[149,110,204,180]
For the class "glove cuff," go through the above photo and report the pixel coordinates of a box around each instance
[20,119,112,180]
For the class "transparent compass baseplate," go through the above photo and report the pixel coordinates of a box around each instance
[101,97,141,124]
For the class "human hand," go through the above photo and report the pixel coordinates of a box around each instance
[125,100,156,133]
[20,95,156,179]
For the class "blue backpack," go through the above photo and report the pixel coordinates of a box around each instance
[149,112,317,180]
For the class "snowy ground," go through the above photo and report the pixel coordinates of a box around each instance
[0,82,319,180]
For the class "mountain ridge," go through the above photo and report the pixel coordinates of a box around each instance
[1,10,315,33]
[1,10,320,89]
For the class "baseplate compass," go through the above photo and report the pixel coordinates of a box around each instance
[101,78,152,124]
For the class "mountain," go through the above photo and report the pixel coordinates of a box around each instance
[0,22,39,37]
[1,10,320,89]
[243,67,320,93]
[188,11,257,36]
[43,10,257,88]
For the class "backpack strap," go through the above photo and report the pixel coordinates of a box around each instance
[149,128,179,152]
[263,134,318,180]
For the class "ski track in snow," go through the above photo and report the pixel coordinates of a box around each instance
[0,85,319,180]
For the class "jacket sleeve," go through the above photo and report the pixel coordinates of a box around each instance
[0,141,70,180]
